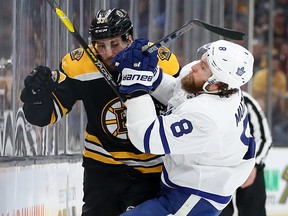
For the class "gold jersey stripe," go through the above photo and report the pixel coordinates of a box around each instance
[85,132,102,146]
[134,165,162,174]
[49,93,67,124]
[83,149,162,174]
[53,93,69,115]
[50,112,56,124]
[85,132,160,160]
[83,149,123,165]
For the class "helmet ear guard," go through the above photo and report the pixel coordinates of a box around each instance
[204,40,254,90]
[89,8,133,42]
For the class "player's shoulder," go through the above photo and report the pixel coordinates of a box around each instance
[61,47,100,78]
[155,45,180,77]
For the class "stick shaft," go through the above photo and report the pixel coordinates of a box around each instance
[46,0,126,102]
[144,19,245,54]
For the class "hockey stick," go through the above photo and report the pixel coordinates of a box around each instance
[47,0,245,101]
[46,0,127,102]
[144,19,246,54]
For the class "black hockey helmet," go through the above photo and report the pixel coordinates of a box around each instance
[89,8,133,42]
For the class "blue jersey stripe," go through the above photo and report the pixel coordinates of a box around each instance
[158,116,171,154]
[144,120,156,153]
[162,166,232,205]
[241,115,256,160]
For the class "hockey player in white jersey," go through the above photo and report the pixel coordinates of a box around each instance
[195,43,272,216]
[113,39,256,216]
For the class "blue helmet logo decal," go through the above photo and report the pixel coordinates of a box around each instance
[236,67,245,76]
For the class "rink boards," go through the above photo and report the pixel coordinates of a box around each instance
[0,147,287,216]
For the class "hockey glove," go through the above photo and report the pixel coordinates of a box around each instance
[20,66,59,105]
[113,38,159,97]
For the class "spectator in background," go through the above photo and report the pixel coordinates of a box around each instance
[273,9,288,48]
[252,39,266,73]
[253,54,287,113]
[253,54,287,146]
[254,0,269,41]
[279,41,288,81]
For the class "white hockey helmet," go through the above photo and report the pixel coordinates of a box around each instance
[205,40,254,89]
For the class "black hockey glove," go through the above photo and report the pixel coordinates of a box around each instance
[20,66,59,105]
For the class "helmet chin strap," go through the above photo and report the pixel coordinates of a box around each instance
[202,75,220,94]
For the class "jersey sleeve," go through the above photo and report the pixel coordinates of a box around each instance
[23,49,87,127]
[157,46,180,77]
[22,100,54,127]
[151,73,176,106]
[47,50,94,124]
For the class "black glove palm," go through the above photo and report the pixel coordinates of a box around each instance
[20,66,59,105]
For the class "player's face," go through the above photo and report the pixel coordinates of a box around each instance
[181,53,212,94]
[94,36,130,70]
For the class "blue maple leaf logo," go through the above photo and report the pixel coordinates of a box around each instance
[236,67,245,76]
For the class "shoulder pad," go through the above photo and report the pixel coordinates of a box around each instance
[61,48,100,78]
[157,46,180,76]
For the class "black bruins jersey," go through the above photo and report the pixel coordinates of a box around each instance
[34,46,179,174]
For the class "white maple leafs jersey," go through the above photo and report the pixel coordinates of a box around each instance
[125,62,256,210]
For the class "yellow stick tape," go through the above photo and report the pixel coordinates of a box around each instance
[55,8,75,32]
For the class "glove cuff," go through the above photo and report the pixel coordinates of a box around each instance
[121,68,154,87]
[151,67,163,91]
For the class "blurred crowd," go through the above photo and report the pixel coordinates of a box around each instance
[253,0,288,146]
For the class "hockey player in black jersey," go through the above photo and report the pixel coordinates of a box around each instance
[20,8,180,216]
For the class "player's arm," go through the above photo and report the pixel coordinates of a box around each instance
[20,55,78,126]
[20,65,59,126]
[114,38,214,153]
[150,73,176,106]
[125,95,215,154]
[154,44,180,104]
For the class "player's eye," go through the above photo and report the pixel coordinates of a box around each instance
[111,41,120,48]
[97,44,105,50]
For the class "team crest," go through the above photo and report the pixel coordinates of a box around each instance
[101,98,129,142]
[70,48,84,61]
[236,66,245,76]
[158,47,172,61]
